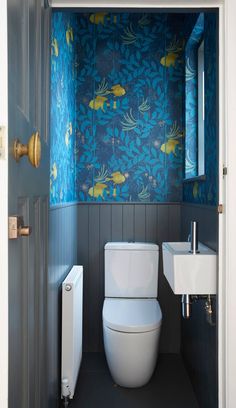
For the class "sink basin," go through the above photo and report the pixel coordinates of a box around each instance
[162,242,217,295]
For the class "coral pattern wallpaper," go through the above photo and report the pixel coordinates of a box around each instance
[50,12,188,205]
[50,11,217,206]
[183,13,218,205]
[50,13,78,204]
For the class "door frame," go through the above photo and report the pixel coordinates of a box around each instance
[0,0,8,407]
[1,0,235,407]
[47,1,233,407]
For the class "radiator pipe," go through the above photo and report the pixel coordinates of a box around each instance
[62,396,69,408]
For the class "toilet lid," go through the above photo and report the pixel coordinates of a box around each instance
[103,298,162,333]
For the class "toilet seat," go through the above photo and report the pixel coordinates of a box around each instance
[103,298,162,333]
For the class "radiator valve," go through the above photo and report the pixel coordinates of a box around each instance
[61,377,71,398]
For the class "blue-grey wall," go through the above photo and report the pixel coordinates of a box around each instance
[77,202,181,353]
[48,204,78,407]
[47,201,182,408]
[181,12,219,408]
[181,203,218,408]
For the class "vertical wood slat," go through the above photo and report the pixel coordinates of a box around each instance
[134,204,146,242]
[34,0,42,131]
[145,205,158,243]
[19,197,31,408]
[88,205,100,351]
[169,204,181,242]
[40,197,48,408]
[34,198,41,408]
[122,205,134,241]
[157,205,169,244]
[111,205,123,241]
[99,205,112,350]
[32,196,48,408]
[48,204,79,407]
[158,205,181,353]
[77,205,89,352]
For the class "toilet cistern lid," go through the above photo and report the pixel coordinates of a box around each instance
[104,242,159,251]
[103,298,162,333]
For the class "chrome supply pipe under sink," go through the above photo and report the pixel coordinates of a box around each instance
[183,221,199,318]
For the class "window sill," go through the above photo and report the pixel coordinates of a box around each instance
[183,175,206,183]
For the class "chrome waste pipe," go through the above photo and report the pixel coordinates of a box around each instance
[181,294,191,319]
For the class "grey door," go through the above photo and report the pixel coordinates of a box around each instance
[8,1,51,407]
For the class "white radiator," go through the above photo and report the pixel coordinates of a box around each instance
[61,265,83,400]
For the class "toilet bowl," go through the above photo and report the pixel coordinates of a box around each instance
[103,298,162,387]
[102,242,162,388]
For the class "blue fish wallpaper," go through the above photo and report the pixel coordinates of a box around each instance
[50,11,218,206]
[50,13,78,204]
[183,13,218,205]
[50,12,190,205]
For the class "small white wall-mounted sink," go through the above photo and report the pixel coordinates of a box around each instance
[162,242,217,295]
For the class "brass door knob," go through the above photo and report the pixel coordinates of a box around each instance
[13,132,41,168]
[9,216,32,239]
[18,226,32,237]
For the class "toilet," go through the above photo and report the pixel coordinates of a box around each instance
[102,242,162,388]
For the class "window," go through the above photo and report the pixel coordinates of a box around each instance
[198,40,205,176]
[184,12,205,181]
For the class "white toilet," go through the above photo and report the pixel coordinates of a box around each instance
[102,242,162,388]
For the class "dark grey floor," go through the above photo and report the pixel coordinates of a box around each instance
[67,353,199,408]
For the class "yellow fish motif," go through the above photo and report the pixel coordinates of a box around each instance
[193,182,199,199]
[51,162,57,180]
[90,12,108,25]
[89,13,117,25]
[66,26,74,46]
[106,188,117,197]
[88,183,107,198]
[160,139,179,156]
[68,122,73,135]
[65,132,69,146]
[65,122,73,146]
[106,171,126,184]
[160,52,178,67]
[110,84,126,97]
[51,38,59,57]
[89,96,108,112]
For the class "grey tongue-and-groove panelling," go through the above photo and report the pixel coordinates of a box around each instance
[77,203,181,354]
[48,204,78,407]
[48,202,183,408]
[181,203,218,408]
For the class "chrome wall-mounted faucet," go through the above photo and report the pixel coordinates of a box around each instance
[189,221,199,254]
